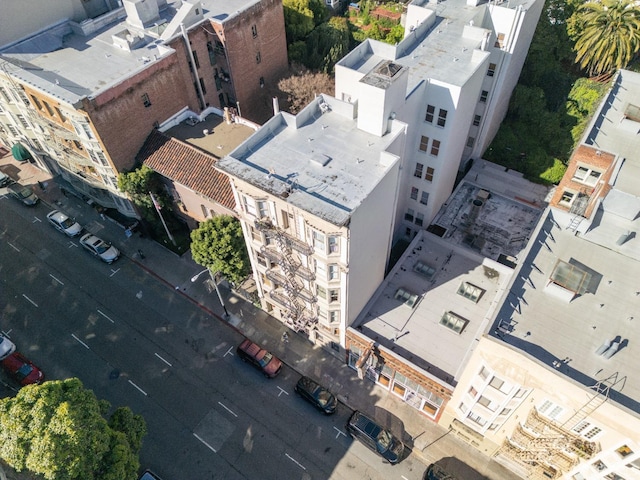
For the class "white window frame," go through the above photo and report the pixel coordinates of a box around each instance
[573,165,602,186]
[457,282,484,303]
[394,287,419,307]
[440,311,467,333]
[328,235,339,254]
[328,264,339,281]
[312,230,326,252]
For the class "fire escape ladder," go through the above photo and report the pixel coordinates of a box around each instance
[560,373,622,432]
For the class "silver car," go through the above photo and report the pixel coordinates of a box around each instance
[47,210,83,237]
[0,336,16,360]
[79,233,120,263]
[8,183,39,206]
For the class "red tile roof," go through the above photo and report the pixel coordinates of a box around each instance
[138,129,235,211]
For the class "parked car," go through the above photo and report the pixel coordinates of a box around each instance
[79,233,120,263]
[8,183,39,206]
[1,352,44,386]
[0,171,10,187]
[0,336,16,360]
[294,376,337,414]
[47,210,82,237]
[236,338,282,378]
[423,463,458,480]
[346,411,405,464]
[139,470,163,480]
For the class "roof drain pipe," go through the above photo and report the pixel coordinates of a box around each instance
[181,23,206,111]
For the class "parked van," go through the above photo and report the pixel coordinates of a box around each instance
[346,411,404,464]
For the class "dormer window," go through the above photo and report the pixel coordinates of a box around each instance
[394,288,419,308]
[573,165,602,186]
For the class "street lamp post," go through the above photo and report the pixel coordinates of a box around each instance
[191,269,229,318]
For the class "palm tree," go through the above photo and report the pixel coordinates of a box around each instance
[573,0,640,76]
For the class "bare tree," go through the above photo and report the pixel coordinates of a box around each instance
[277,65,335,114]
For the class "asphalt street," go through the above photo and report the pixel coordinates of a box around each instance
[0,198,428,480]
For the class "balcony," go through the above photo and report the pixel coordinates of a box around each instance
[269,289,295,310]
[261,246,283,263]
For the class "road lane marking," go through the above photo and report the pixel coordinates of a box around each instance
[68,242,78,248]
[334,427,347,439]
[33,217,41,223]
[22,294,38,307]
[128,380,147,396]
[49,274,64,285]
[71,334,89,349]
[277,386,289,397]
[224,346,234,357]
[193,433,217,453]
[285,453,306,470]
[154,353,172,367]
[2,330,12,337]
[401,476,410,480]
[8,242,19,252]
[109,268,120,277]
[97,309,115,323]
[218,402,238,417]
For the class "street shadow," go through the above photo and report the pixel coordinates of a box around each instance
[432,457,491,480]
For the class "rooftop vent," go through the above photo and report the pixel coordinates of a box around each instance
[311,153,332,167]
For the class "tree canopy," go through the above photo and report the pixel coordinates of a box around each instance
[283,0,327,43]
[190,215,251,284]
[278,65,335,114]
[0,378,145,480]
[570,0,640,76]
[117,164,167,213]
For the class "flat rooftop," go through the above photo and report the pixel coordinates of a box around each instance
[491,208,640,415]
[0,0,258,104]
[354,229,513,386]
[428,160,548,263]
[216,96,406,226]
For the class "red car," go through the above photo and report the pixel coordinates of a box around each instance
[1,352,44,386]
[236,338,282,378]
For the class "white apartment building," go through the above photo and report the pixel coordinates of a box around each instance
[439,71,640,480]
[335,0,544,243]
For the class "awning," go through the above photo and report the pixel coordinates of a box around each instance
[11,143,32,162]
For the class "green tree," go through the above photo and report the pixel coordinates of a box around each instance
[108,407,147,453]
[117,164,166,212]
[190,216,251,284]
[571,0,640,76]
[0,378,144,480]
[385,24,405,45]
[283,0,316,43]
[304,16,350,72]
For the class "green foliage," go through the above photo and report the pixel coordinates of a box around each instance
[571,0,640,76]
[0,378,144,480]
[190,216,251,284]
[540,158,568,184]
[385,24,405,44]
[303,16,350,72]
[117,164,166,212]
[283,0,318,43]
[108,407,147,453]
[566,77,608,143]
[288,40,308,64]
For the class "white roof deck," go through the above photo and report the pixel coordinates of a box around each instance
[216,96,406,226]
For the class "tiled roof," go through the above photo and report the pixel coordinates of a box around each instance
[138,129,235,211]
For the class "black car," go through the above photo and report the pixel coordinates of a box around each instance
[294,376,338,414]
[7,183,39,206]
[346,411,405,464]
[423,463,457,479]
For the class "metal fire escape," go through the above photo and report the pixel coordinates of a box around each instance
[255,217,317,333]
[497,373,624,479]
[567,187,590,232]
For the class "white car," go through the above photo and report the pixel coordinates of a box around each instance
[47,210,83,237]
[79,233,120,264]
[0,171,10,187]
[0,336,16,360]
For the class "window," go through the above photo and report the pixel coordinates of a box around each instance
[16,114,30,128]
[477,396,491,408]
[500,408,511,415]
[141,93,151,107]
[420,191,429,205]
[317,285,327,299]
[43,101,54,116]
[243,195,257,216]
[405,227,412,237]
[495,33,505,48]
[487,63,496,77]
[328,236,339,254]
[560,190,575,206]
[414,163,423,178]
[489,376,504,391]
[251,24,258,38]
[199,78,207,95]
[467,411,486,426]
[32,138,43,151]
[95,151,108,166]
[328,264,339,280]
[250,226,261,242]
[425,104,435,123]
[329,289,339,302]
[457,282,484,302]
[419,135,429,152]
[55,107,67,122]
[259,76,265,88]
[437,109,447,127]
[473,114,481,126]
[206,42,216,65]
[440,312,468,333]
[329,311,339,323]
[405,208,414,222]
[573,421,602,439]
[312,230,326,251]
[395,288,419,307]
[280,210,289,229]
[30,95,43,110]
[214,40,225,56]
[0,87,12,103]
[410,187,418,200]
[192,51,200,69]
[480,90,489,103]
[479,366,490,380]
[256,51,261,64]
[425,167,434,182]
[413,261,435,278]
[616,445,633,457]
[200,204,209,218]
[538,400,563,420]
[7,124,18,136]
[257,200,269,218]
[430,140,440,156]
[573,165,602,186]
[469,386,478,397]
[466,136,475,148]
[415,213,424,227]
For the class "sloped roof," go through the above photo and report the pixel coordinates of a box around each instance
[139,129,234,211]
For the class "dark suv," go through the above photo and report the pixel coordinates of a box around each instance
[236,338,282,378]
[346,411,404,464]
[295,376,338,414]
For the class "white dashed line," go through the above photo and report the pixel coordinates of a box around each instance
[22,294,38,307]
[97,309,115,323]
[8,242,19,252]
[128,380,147,396]
[193,433,217,453]
[154,353,172,367]
[285,453,306,470]
[49,274,64,285]
[218,402,238,417]
[71,334,89,349]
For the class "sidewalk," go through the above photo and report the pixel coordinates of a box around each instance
[0,154,517,480]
